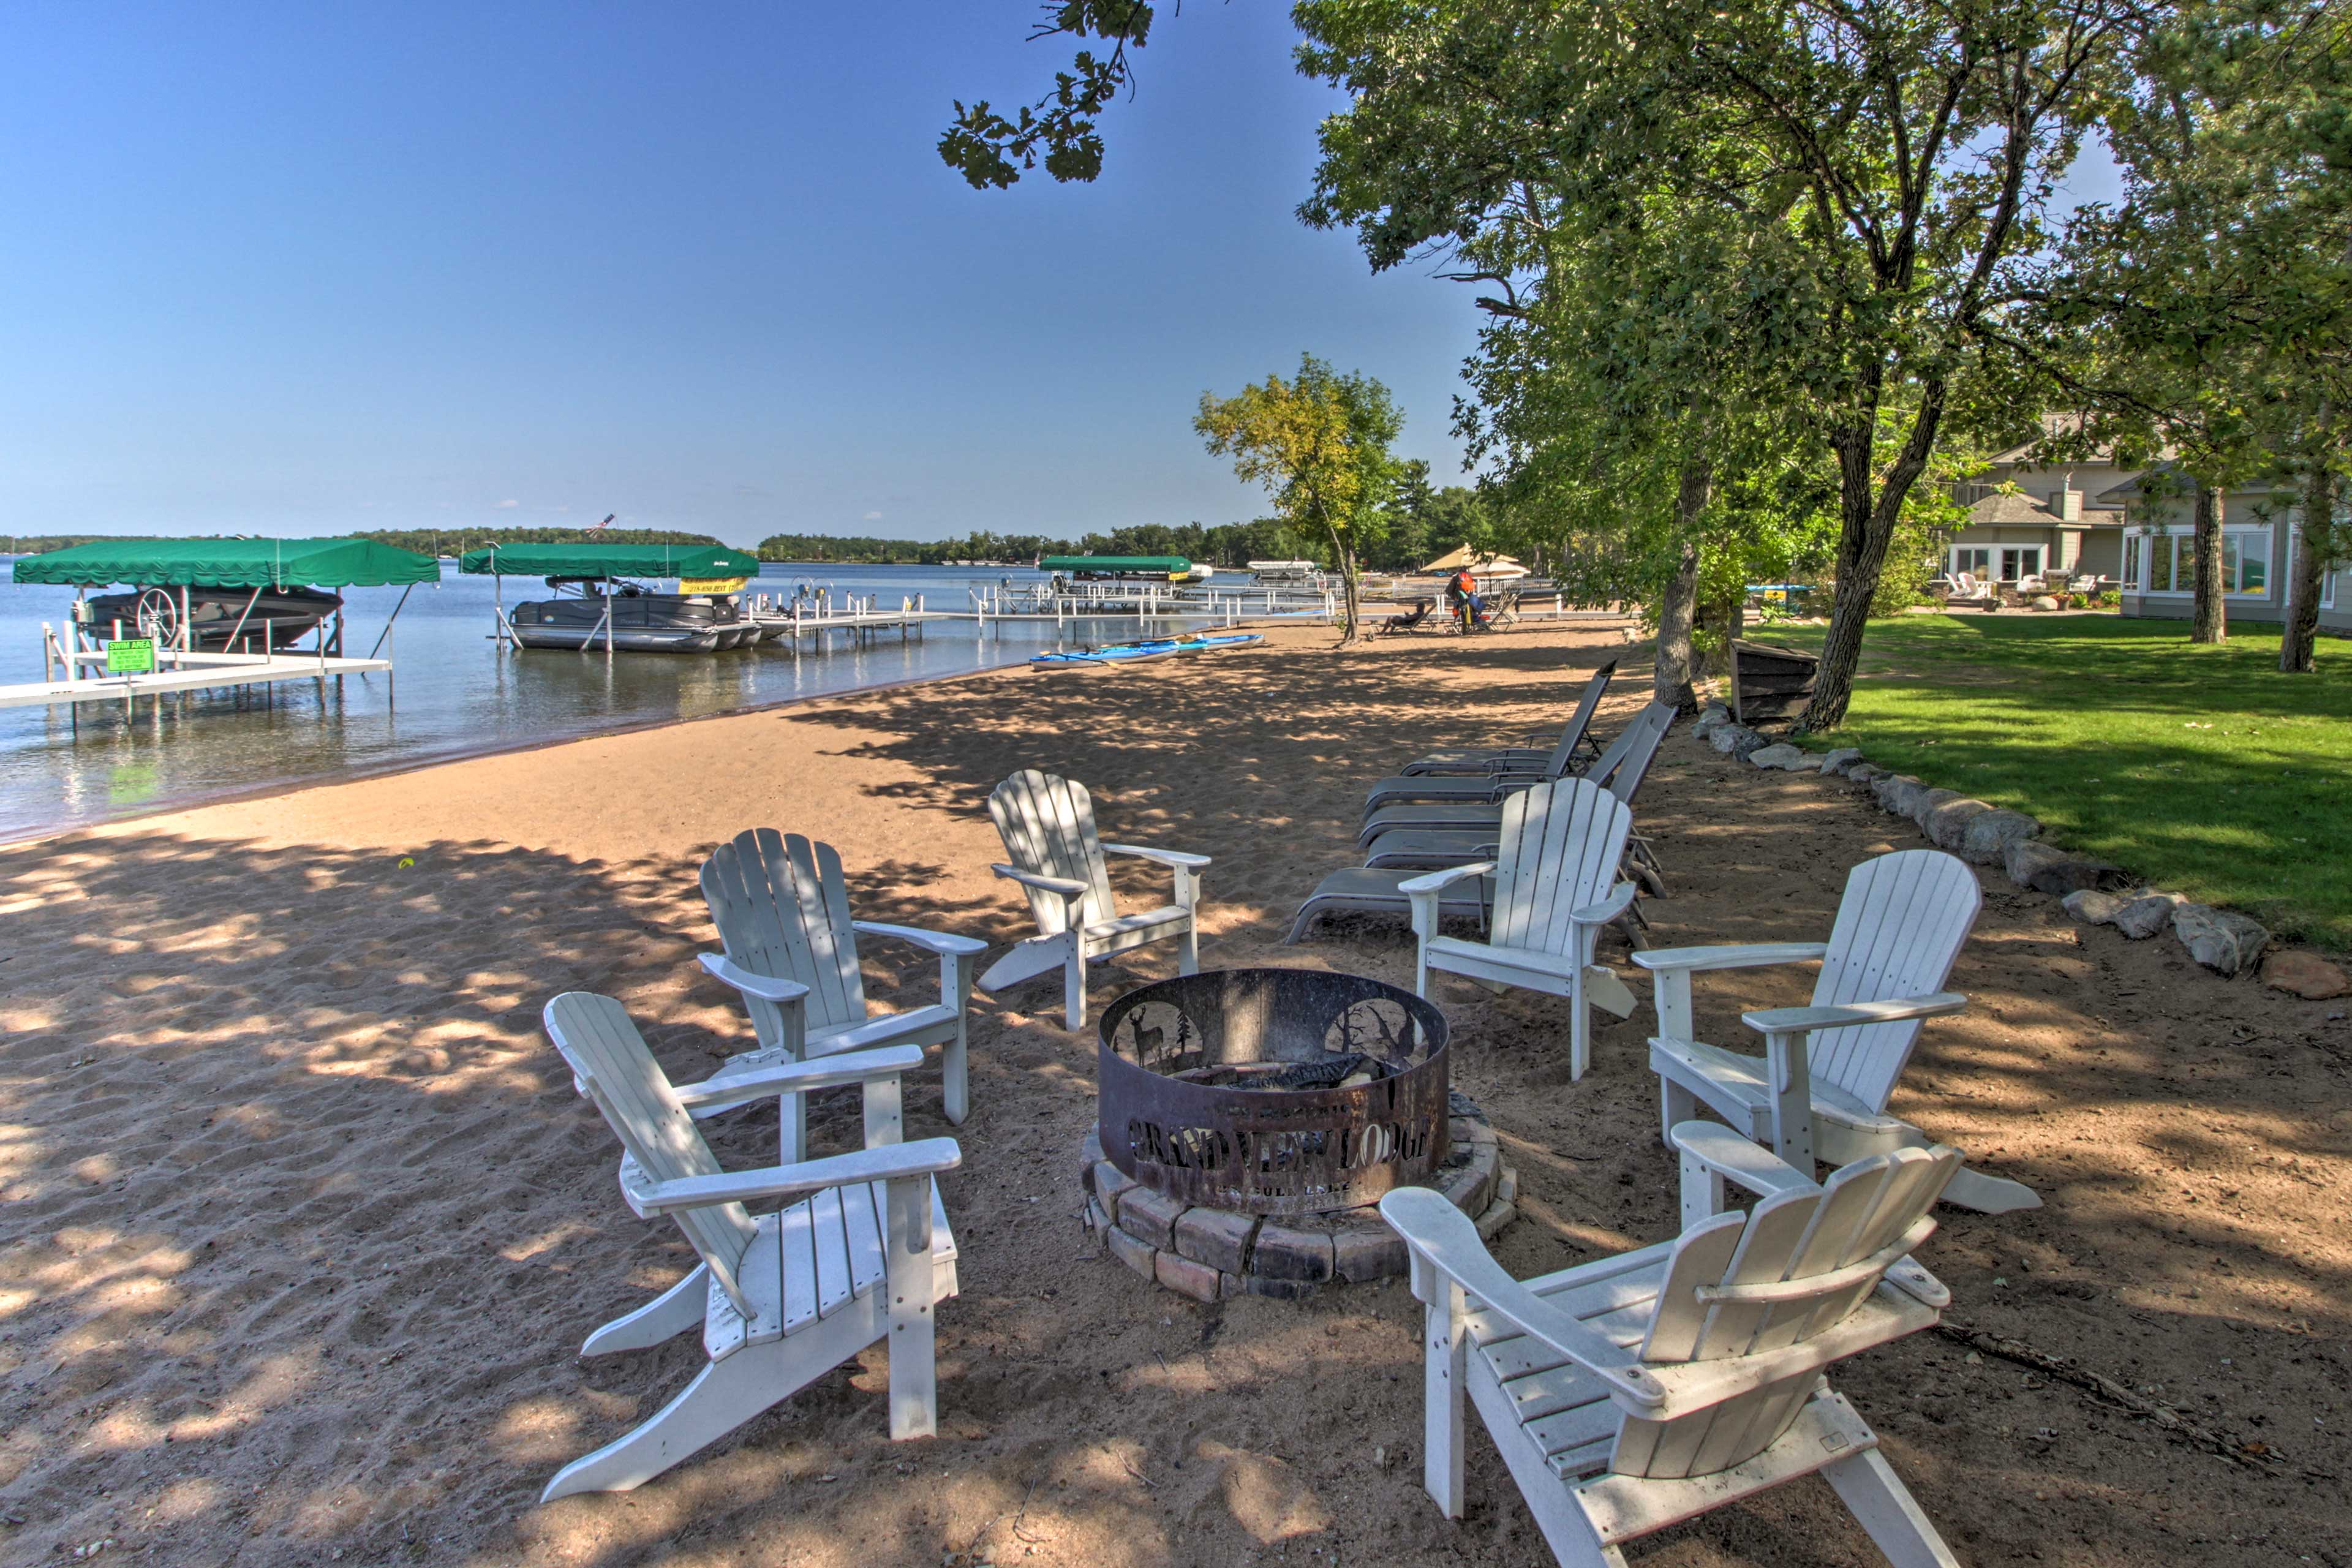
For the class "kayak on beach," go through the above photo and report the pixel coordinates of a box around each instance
[1028,632,1265,669]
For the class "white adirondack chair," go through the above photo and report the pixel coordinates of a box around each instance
[1382,1123,1966,1568]
[1636,848,2039,1215]
[980,769,1208,1030]
[540,992,961,1501]
[1400,777,1638,1081]
[701,829,987,1161]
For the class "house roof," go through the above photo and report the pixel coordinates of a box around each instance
[1964,491,2067,527]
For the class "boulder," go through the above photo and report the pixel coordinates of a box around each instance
[1915,787,1967,831]
[1845,763,1885,785]
[2062,889,2127,926]
[1923,796,1992,851]
[2113,892,2185,940]
[2005,839,2130,895]
[1749,743,1812,771]
[1958,809,2041,866]
[1819,747,1864,775]
[1871,774,1931,820]
[1708,723,1770,760]
[1694,701,1732,733]
[2032,595,2062,611]
[2261,949,2350,1000]
[2171,903,2269,977]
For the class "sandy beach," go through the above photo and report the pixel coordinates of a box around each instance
[2,621,2345,1566]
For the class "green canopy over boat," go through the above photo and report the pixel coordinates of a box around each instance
[1038,554,1193,576]
[456,541,761,580]
[10,537,441,589]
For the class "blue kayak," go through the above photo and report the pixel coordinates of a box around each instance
[1029,632,1265,669]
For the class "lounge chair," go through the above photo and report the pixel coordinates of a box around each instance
[1637,848,2039,1215]
[1402,777,1638,1079]
[1382,1129,1967,1568]
[1944,571,1999,611]
[538,992,960,1500]
[1359,701,1673,850]
[1377,597,1438,635]
[701,829,988,1160]
[1397,660,1613,776]
[978,769,1208,1030]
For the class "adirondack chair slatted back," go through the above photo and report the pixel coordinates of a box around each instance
[543,992,760,1313]
[1602,703,1673,807]
[1809,851,1981,1111]
[1536,660,1617,775]
[702,829,867,1035]
[1488,778,1633,957]
[1611,1144,1961,1479]
[989,770,1118,933]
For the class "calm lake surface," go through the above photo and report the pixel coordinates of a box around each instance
[0,562,1218,840]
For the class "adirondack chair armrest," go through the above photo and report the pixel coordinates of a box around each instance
[990,863,1091,900]
[1379,1188,1670,1414]
[1668,1121,1818,1199]
[1101,843,1213,871]
[1569,881,1640,927]
[1741,992,1967,1038]
[674,1044,925,1114]
[850,920,990,958]
[625,1136,963,1216]
[697,952,816,1006]
[1629,941,1830,975]
[1396,862,1496,896]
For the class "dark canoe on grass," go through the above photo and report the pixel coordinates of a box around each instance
[1730,639,1819,726]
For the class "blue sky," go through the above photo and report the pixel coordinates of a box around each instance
[0,5,2123,548]
[0,3,1490,545]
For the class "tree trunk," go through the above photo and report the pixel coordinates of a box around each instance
[1653,459,1711,712]
[1804,378,1945,730]
[2190,480,2226,644]
[2283,462,2332,672]
[1330,526,1362,643]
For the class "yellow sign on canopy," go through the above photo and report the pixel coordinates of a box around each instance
[678,577,750,595]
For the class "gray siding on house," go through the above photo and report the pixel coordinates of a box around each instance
[2118,493,2352,634]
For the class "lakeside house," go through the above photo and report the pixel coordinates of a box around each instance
[2111,466,2352,632]
[1945,429,2138,585]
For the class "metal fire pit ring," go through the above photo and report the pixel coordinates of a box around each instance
[1098,967,1451,1218]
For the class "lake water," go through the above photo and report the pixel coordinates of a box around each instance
[0,562,1219,840]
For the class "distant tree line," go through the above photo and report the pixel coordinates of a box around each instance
[1,534,141,555]
[355,526,723,556]
[758,472,1490,574]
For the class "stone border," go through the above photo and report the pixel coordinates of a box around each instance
[1693,698,2346,999]
[1079,1110,1515,1303]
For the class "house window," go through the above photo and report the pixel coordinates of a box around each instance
[1950,546,1991,579]
[2132,529,2272,596]
[1999,547,2043,582]
[2124,534,2143,590]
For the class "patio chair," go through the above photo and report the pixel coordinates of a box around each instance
[1382,1126,1964,1568]
[1398,660,1613,776]
[1401,777,1637,1079]
[1635,848,2039,1215]
[539,992,960,1500]
[702,829,989,1161]
[979,769,1208,1030]
[1944,572,1999,611]
[1360,702,1673,851]
[1378,598,1438,635]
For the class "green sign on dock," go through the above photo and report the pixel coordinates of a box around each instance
[106,639,156,674]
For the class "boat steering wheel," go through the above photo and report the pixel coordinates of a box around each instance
[133,588,179,646]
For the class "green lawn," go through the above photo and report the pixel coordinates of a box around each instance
[1754,614,2352,951]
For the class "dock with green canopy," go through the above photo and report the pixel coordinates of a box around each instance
[5,535,439,720]
[1038,554,1195,579]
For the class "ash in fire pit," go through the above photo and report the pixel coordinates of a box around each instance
[1098,968,1451,1218]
